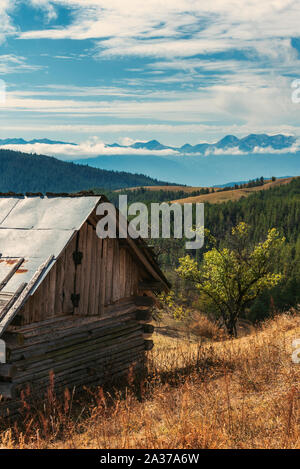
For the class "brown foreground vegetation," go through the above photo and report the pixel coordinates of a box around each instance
[0,312,299,449]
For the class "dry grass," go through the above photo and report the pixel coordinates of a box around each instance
[171,177,294,204]
[0,312,299,449]
[188,313,226,341]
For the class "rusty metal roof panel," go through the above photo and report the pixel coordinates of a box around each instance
[0,255,55,335]
[0,257,56,294]
[0,196,101,230]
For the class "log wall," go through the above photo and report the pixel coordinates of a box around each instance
[0,208,163,416]
[19,214,151,325]
[0,299,154,417]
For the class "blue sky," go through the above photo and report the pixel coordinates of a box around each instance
[1,1,300,158]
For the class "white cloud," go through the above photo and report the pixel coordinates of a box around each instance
[1,135,299,161]
[29,0,58,21]
[4,75,300,128]
[2,0,300,145]
[18,0,300,66]
[13,84,149,98]
[0,136,179,160]
[0,0,16,43]
[118,137,146,146]
[0,55,44,74]
[204,143,300,156]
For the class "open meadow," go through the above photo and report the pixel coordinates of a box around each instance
[1,311,299,449]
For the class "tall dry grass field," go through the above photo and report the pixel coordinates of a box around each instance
[0,312,299,449]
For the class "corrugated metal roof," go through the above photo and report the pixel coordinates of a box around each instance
[0,195,101,292]
[0,196,101,230]
[0,196,101,335]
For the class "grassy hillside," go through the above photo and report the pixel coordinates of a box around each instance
[1,312,299,449]
[171,177,294,204]
[0,149,170,192]
[109,177,294,206]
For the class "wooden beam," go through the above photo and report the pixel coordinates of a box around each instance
[139,281,163,291]
[143,324,154,334]
[0,383,15,399]
[0,283,27,321]
[0,258,25,292]
[143,324,154,339]
[135,310,152,323]
[0,364,17,380]
[0,255,55,336]
[134,296,155,307]
[144,340,154,351]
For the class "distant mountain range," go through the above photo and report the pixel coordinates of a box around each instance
[0,134,299,187]
[0,138,75,146]
[0,149,171,193]
[122,134,297,154]
[0,134,296,154]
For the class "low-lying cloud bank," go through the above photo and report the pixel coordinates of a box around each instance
[203,144,300,156]
[0,136,299,161]
[0,138,180,160]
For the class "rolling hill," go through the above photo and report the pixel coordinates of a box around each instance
[0,149,171,193]
[112,177,295,205]
[170,177,295,204]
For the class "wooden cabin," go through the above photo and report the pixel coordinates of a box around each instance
[0,194,169,415]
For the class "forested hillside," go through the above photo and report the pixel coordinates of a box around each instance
[100,176,288,206]
[99,186,211,205]
[103,178,300,321]
[0,149,169,192]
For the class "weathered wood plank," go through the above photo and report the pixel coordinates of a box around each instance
[0,283,27,322]
[0,255,55,336]
[0,364,17,380]
[134,296,155,307]
[0,383,16,399]
[100,238,107,314]
[144,340,154,351]
[135,310,152,323]
[0,258,25,292]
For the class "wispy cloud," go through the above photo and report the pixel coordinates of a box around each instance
[29,0,58,22]
[1,1,300,145]
[0,55,44,74]
[0,0,16,43]
[18,1,300,66]
[2,123,299,142]
[4,75,300,127]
